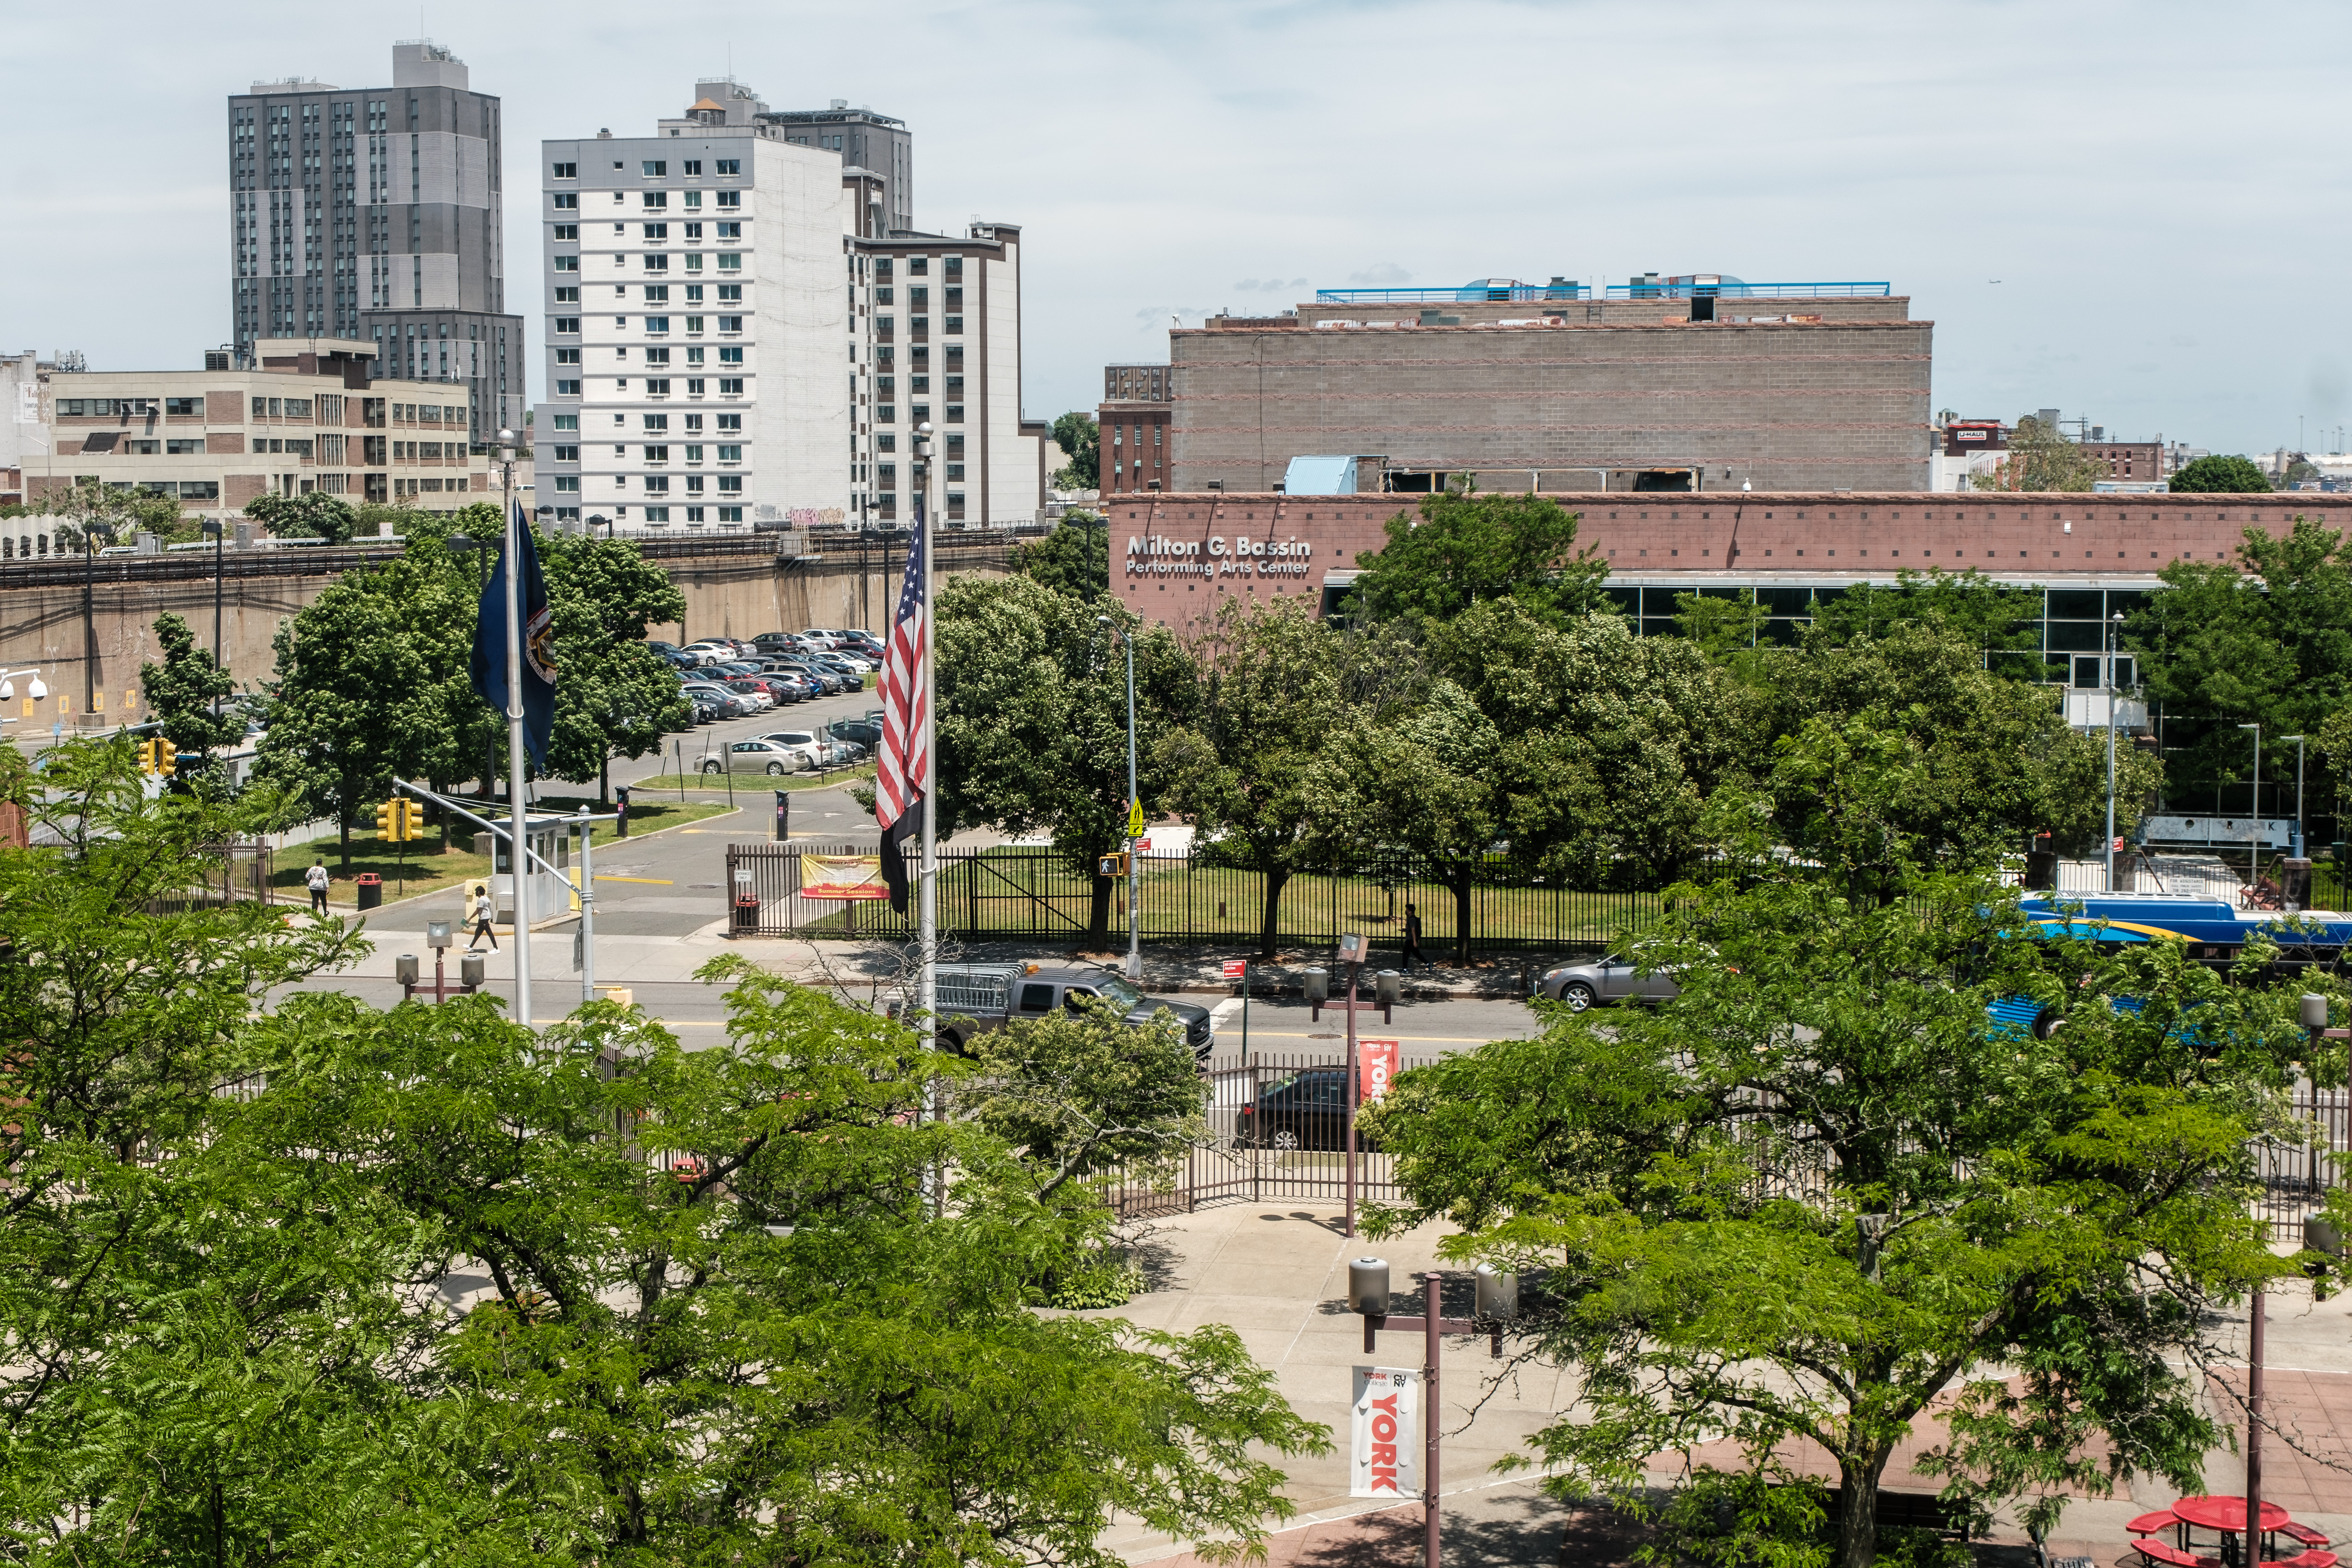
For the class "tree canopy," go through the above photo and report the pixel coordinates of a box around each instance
[246,488,362,544]
[1011,513,1110,602]
[1349,491,1608,627]
[0,743,1328,1566]
[2169,454,2272,493]
[137,612,243,778]
[1050,412,1100,490]
[1970,416,2101,492]
[1363,733,2316,1568]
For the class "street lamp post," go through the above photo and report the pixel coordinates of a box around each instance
[1095,613,1142,982]
[199,521,227,693]
[80,522,117,718]
[2240,723,2262,896]
[2283,734,2307,861]
[2105,612,2124,892]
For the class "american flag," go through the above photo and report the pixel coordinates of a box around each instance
[876,502,928,910]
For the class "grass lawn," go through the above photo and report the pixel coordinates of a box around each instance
[625,763,874,795]
[275,798,740,907]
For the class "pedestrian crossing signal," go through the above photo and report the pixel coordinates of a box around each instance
[1098,852,1129,878]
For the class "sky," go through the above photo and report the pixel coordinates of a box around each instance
[5,0,2348,457]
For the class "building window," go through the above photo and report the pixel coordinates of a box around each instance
[555,379,581,395]
[554,348,581,365]
[554,286,580,303]
[554,475,580,492]
[686,378,705,395]
[683,159,702,175]
[718,314,743,333]
[553,444,579,461]
[646,317,670,335]
[555,317,580,334]
[642,222,668,240]
[715,159,740,175]
[641,160,666,176]
[645,379,671,395]
[553,224,579,241]
[553,192,578,211]
[943,316,963,334]
[717,444,743,462]
[717,253,741,272]
[717,475,742,494]
[945,404,963,423]
[553,256,578,272]
[910,258,928,276]
[718,378,743,394]
[945,463,964,481]
[876,404,895,423]
[552,162,577,179]
[644,254,669,272]
[715,222,740,239]
[552,414,579,431]
[717,284,742,302]
[642,191,668,210]
[718,347,743,365]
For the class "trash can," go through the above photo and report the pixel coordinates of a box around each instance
[731,893,760,936]
[355,872,383,910]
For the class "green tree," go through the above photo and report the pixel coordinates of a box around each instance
[1970,416,2100,492]
[1011,513,1110,601]
[1351,491,1609,627]
[42,475,191,548]
[1362,743,2309,1568]
[2132,514,2352,823]
[1804,568,2043,673]
[1767,624,2158,867]
[252,564,444,869]
[963,997,1207,1200]
[537,530,692,798]
[0,755,1331,1565]
[1051,410,1100,490]
[137,612,242,778]
[246,488,361,543]
[1158,599,1421,956]
[936,574,1191,948]
[1430,601,1763,888]
[2169,454,2272,493]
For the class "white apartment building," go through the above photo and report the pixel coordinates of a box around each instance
[536,81,1050,533]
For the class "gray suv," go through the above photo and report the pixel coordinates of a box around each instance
[1533,955,1679,1011]
[933,963,1215,1057]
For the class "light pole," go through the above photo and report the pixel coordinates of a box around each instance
[497,426,531,1032]
[2283,734,2307,861]
[2240,722,2262,896]
[80,521,117,718]
[1096,613,1142,982]
[199,520,227,694]
[2105,611,2123,892]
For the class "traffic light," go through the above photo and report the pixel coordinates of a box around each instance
[376,801,398,839]
[154,738,176,775]
[1098,852,1129,879]
[135,739,156,775]
[400,800,424,841]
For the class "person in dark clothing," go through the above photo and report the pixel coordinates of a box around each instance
[1401,903,1425,970]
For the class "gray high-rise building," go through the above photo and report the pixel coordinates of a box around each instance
[228,42,524,446]
[752,96,913,237]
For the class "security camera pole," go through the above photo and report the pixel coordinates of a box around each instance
[1346,1259,1517,1568]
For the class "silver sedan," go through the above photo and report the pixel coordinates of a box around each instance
[1533,956,1679,1011]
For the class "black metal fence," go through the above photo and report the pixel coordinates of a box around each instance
[1092,1050,1442,1219]
[723,843,1672,956]
[2255,1086,2352,1244]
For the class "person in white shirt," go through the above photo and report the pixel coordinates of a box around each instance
[305,859,330,917]
[466,884,498,951]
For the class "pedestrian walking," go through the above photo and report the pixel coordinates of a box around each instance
[466,883,498,951]
[305,858,331,917]
[1401,902,1425,970]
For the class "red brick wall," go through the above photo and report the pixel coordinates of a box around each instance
[1108,490,2352,626]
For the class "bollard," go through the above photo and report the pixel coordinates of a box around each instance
[395,952,418,1001]
[1348,1257,1391,1316]
[775,789,790,843]
[614,785,631,839]
[460,951,485,991]
[1305,965,1329,1021]
[1375,967,1401,1024]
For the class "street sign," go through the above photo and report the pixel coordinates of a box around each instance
[1126,799,1144,839]
[1220,959,1246,980]
[1359,1038,1400,1104]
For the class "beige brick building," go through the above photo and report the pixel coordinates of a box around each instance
[20,337,489,535]
[1168,280,1934,494]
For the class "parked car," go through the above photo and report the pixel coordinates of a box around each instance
[757,730,831,769]
[681,682,756,719]
[770,660,850,694]
[655,648,703,672]
[721,678,778,710]
[827,717,883,750]
[930,963,1213,1057]
[1533,954,1679,1011]
[818,650,876,675]
[1233,1069,1369,1152]
[701,738,807,776]
[750,631,802,654]
[796,629,843,649]
[681,640,735,666]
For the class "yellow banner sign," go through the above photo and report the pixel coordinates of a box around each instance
[800,853,888,901]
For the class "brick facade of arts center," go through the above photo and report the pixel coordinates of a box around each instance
[1108,490,2352,628]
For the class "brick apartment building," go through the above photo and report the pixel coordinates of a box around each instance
[1165,275,1934,494]
[15,337,487,539]
[1099,363,1171,496]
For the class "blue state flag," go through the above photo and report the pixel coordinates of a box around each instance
[470,504,557,768]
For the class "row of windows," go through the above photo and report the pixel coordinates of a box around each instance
[872,257,960,278]
[870,286,961,307]
[548,189,743,214]
[550,379,746,398]
[552,316,744,337]
[875,316,966,335]
[551,159,741,179]
[874,405,965,424]
[552,284,741,305]
[552,253,744,274]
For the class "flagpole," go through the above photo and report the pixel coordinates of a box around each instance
[500,429,532,1032]
[918,422,938,1059]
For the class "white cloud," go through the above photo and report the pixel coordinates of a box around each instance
[1348,263,1412,286]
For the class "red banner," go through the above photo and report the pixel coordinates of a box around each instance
[1358,1037,1399,1104]
[1220,959,1247,979]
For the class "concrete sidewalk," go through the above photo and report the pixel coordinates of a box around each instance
[1089,1203,2352,1568]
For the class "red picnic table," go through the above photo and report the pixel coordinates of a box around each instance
[2127,1497,2334,1568]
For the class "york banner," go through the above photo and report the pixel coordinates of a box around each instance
[1349,1366,1420,1498]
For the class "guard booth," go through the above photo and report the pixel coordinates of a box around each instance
[490,814,573,925]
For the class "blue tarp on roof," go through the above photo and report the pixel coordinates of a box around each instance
[1283,455,1358,495]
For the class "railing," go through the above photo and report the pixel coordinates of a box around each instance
[723,843,1672,952]
[1603,280,1892,300]
[2254,1085,2350,1243]
[1313,284,1590,304]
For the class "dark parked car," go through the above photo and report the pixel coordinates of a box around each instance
[1234,1069,1378,1152]
[827,717,882,750]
